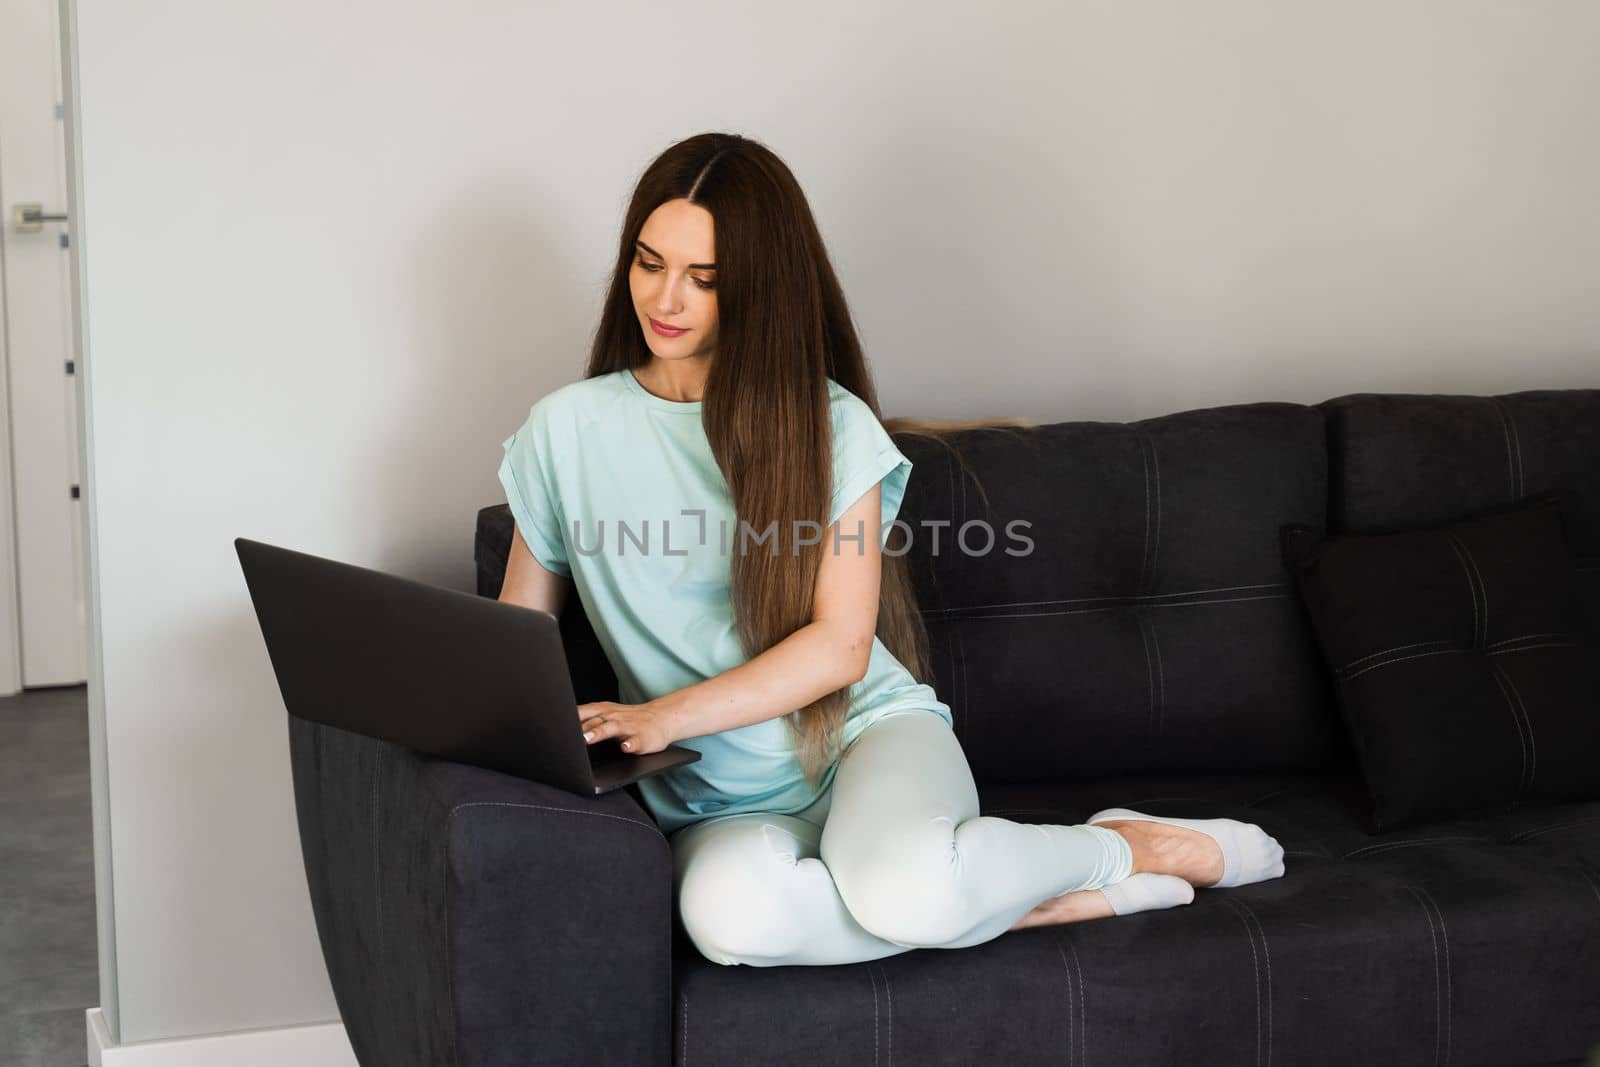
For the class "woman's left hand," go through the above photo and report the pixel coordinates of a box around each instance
[577,700,674,756]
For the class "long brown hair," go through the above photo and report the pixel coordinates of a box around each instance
[582,132,1032,785]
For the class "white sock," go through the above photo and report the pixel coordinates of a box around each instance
[1087,807,1286,888]
[1096,872,1196,916]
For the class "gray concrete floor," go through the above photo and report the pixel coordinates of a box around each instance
[1,684,95,1067]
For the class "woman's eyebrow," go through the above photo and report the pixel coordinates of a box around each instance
[635,239,716,270]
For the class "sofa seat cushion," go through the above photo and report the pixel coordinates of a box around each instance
[672,765,1600,1067]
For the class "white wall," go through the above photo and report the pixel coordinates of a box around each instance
[69,0,1600,1047]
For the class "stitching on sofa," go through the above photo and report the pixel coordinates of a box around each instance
[1067,937,1086,1065]
[681,989,689,1067]
[1493,661,1537,793]
[1458,539,1491,647]
[1139,437,1152,594]
[1413,889,1443,1067]
[952,594,1290,621]
[1490,397,1519,501]
[450,801,664,835]
[1233,898,1273,1066]
[1225,898,1265,1066]
[958,446,967,538]
[956,628,969,747]
[1404,886,1445,1067]
[1341,639,1455,672]
[1573,861,1600,908]
[1149,594,1288,609]
[1419,886,1453,1067]
[1507,407,1525,498]
[877,961,893,1067]
[372,745,386,974]
[1052,939,1077,1067]
[1487,631,1579,649]
[1338,641,1455,677]
[923,583,1288,616]
[1337,634,1580,680]
[1426,886,1453,1067]
[1486,664,1532,796]
[867,961,881,1067]
[1444,536,1481,648]
[1139,617,1156,742]
[1507,815,1600,843]
[1343,836,1482,858]
[1151,620,1166,738]
[1488,639,1581,655]
[1340,647,1469,681]
[1491,395,1527,500]
[445,814,460,1067]
[1150,433,1162,592]
[1445,535,1484,649]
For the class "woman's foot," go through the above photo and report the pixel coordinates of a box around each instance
[1090,808,1285,888]
[1008,873,1196,930]
[1008,889,1113,930]
[1094,817,1227,886]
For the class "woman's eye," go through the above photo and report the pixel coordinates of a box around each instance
[637,257,714,290]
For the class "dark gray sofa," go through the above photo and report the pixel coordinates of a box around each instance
[287,388,1600,1066]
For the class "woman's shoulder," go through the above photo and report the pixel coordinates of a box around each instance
[520,371,628,428]
[825,377,877,429]
[826,379,902,452]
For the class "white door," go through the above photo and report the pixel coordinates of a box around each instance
[0,0,88,692]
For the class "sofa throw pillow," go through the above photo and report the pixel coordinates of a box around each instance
[1281,489,1600,832]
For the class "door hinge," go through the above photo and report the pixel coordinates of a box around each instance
[65,360,75,375]
[70,485,80,499]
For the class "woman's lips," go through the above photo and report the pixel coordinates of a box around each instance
[649,317,688,337]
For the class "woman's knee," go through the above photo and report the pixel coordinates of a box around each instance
[674,820,811,965]
[827,816,973,948]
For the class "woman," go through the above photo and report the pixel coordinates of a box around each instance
[496,132,1285,967]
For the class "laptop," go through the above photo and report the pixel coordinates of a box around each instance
[234,536,700,796]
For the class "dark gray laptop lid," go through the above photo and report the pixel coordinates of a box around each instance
[234,537,698,796]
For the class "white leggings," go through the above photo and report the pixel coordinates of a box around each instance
[670,711,1136,967]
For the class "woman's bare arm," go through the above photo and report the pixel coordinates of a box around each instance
[644,483,884,743]
[498,524,570,619]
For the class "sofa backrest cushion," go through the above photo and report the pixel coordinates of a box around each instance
[894,402,1338,785]
[1319,390,1600,650]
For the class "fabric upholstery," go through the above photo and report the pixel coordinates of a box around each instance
[894,402,1337,782]
[287,714,673,1067]
[278,387,1600,1066]
[674,766,1600,1067]
[1283,489,1600,830]
[1319,389,1600,647]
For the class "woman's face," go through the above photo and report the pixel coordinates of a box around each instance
[629,198,719,361]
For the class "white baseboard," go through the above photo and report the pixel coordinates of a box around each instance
[86,1008,360,1067]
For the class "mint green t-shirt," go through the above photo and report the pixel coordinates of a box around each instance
[497,368,954,835]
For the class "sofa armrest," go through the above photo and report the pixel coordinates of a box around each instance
[287,714,673,1067]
